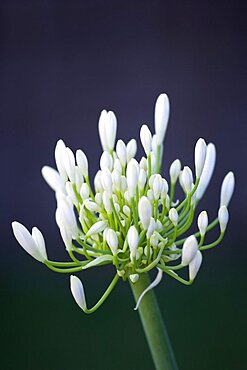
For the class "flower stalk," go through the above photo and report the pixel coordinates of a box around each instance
[130,273,178,370]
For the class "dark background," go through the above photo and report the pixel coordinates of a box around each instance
[1,1,246,369]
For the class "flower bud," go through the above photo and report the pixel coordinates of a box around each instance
[55,139,68,182]
[65,181,78,206]
[126,139,137,162]
[58,197,78,237]
[123,205,130,217]
[150,233,159,247]
[94,170,103,193]
[189,251,202,281]
[138,169,147,191]
[220,172,235,207]
[138,196,152,230]
[106,229,118,255]
[154,93,170,145]
[147,217,156,239]
[84,199,100,213]
[194,138,207,178]
[181,166,193,194]
[12,222,47,262]
[114,158,122,174]
[80,183,90,200]
[86,220,108,237]
[140,124,152,155]
[152,174,163,200]
[76,150,88,177]
[116,140,127,167]
[181,235,198,266]
[98,110,117,152]
[196,143,216,200]
[197,211,208,236]
[151,134,158,156]
[100,151,113,171]
[139,157,148,171]
[41,166,65,193]
[169,159,181,184]
[126,159,139,197]
[62,147,76,183]
[70,275,87,311]
[218,206,229,233]
[101,168,113,194]
[127,226,139,258]
[102,191,112,214]
[169,208,178,226]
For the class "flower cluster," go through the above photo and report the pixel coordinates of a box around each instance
[12,94,235,313]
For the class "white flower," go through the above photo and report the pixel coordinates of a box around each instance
[218,206,229,233]
[154,93,170,145]
[181,166,193,194]
[196,143,216,200]
[169,208,178,226]
[98,110,117,152]
[12,222,47,262]
[140,124,152,155]
[70,275,87,310]
[86,220,108,237]
[126,159,139,197]
[106,229,119,255]
[220,172,235,207]
[169,159,181,184]
[55,139,68,182]
[189,251,202,281]
[41,166,65,193]
[194,138,207,178]
[127,226,139,259]
[126,139,137,162]
[138,196,152,230]
[197,211,208,237]
[116,140,127,167]
[181,235,198,266]
[76,149,88,177]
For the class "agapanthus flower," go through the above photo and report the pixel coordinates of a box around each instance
[12,93,235,313]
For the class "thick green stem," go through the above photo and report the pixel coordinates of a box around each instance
[130,273,178,370]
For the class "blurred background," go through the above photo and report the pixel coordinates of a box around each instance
[1,1,246,369]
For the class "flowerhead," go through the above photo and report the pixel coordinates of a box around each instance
[12,93,235,313]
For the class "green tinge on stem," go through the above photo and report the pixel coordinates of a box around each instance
[130,273,178,370]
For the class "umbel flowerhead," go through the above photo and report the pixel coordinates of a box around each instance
[12,93,235,314]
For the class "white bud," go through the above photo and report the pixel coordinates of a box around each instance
[58,197,78,237]
[138,169,147,191]
[129,274,139,283]
[169,159,181,184]
[98,110,117,152]
[55,139,68,182]
[86,220,108,237]
[62,147,76,183]
[126,159,139,197]
[161,178,169,196]
[194,138,207,178]
[100,151,113,171]
[189,251,203,281]
[106,229,118,255]
[101,168,113,194]
[147,189,154,202]
[59,224,73,250]
[147,217,156,239]
[138,196,152,230]
[139,157,148,171]
[220,172,235,207]
[41,166,65,193]
[181,166,193,194]
[140,124,152,155]
[116,140,127,167]
[114,158,122,174]
[76,150,88,177]
[169,208,178,226]
[120,176,127,193]
[127,226,139,258]
[74,166,84,192]
[196,143,216,200]
[80,183,90,200]
[150,233,159,247]
[151,134,158,156]
[218,206,229,233]
[152,174,163,200]
[65,182,78,206]
[70,275,87,311]
[123,205,130,217]
[150,152,156,174]
[181,235,198,266]
[102,191,112,214]
[197,211,208,236]
[126,139,137,162]
[84,199,100,213]
[148,174,156,188]
[156,219,162,231]
[94,170,103,193]
[12,222,47,262]
[154,93,170,145]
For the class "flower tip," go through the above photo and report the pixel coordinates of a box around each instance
[189,251,203,281]
[194,138,207,178]
[154,93,170,145]
[220,171,235,207]
[218,205,229,233]
[70,275,87,311]
[181,235,198,266]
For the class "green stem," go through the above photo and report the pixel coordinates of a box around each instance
[130,273,178,370]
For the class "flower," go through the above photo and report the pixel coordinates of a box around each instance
[12,93,235,313]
